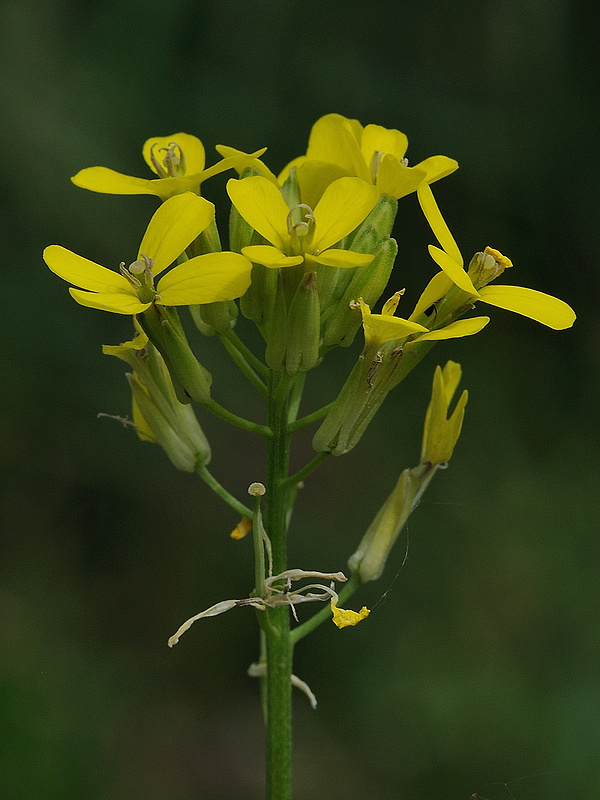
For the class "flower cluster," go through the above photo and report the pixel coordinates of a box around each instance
[44,113,575,461]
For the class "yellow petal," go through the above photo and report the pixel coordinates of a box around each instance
[361,123,408,163]
[407,316,490,345]
[295,161,348,209]
[478,285,576,330]
[242,245,304,269]
[142,133,206,175]
[417,183,463,266]
[139,193,215,275]
[43,245,131,292]
[305,113,362,176]
[215,145,278,182]
[376,156,427,199]
[363,312,428,345]
[311,177,379,252]
[410,271,453,320]
[156,252,252,305]
[69,288,150,314]
[309,249,373,268]
[414,155,459,184]
[428,246,478,295]
[230,516,252,540]
[71,167,159,195]
[200,148,269,183]
[227,176,290,251]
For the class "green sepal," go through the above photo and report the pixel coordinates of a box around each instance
[229,166,262,253]
[240,262,279,333]
[189,218,222,256]
[283,271,320,375]
[264,272,288,371]
[138,305,213,405]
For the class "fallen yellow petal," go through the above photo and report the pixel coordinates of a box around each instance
[230,516,252,540]
[330,599,370,629]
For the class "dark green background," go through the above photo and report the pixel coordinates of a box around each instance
[1,1,598,798]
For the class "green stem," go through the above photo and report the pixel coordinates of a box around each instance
[223,328,270,377]
[262,371,296,800]
[219,332,269,396]
[288,401,334,431]
[290,573,361,645]
[195,464,253,518]
[281,452,330,491]
[202,398,272,437]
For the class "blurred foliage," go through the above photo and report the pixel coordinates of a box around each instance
[1,0,598,798]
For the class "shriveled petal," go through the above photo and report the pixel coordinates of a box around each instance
[418,183,463,266]
[429,246,478,295]
[242,245,303,269]
[69,288,150,315]
[414,155,459,184]
[361,124,408,163]
[407,316,490,345]
[71,167,158,195]
[410,271,453,320]
[376,157,427,199]
[308,249,373,268]
[44,245,131,293]
[139,193,215,274]
[156,252,252,305]
[142,133,206,175]
[311,177,379,252]
[227,176,290,251]
[478,285,576,330]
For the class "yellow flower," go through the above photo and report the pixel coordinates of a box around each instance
[44,193,252,314]
[227,175,379,269]
[357,293,490,352]
[279,113,458,208]
[416,183,576,330]
[72,133,267,201]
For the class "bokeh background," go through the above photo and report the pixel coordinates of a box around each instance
[1,1,598,798]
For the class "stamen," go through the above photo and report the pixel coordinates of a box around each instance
[159,141,186,177]
[149,143,168,179]
[286,203,315,242]
[119,261,141,288]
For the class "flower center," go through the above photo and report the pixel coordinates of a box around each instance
[120,253,158,303]
[149,141,187,178]
[286,203,315,255]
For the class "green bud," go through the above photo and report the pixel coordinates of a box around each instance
[190,300,239,336]
[321,238,398,351]
[283,271,320,375]
[264,271,288,371]
[240,262,279,332]
[349,193,398,248]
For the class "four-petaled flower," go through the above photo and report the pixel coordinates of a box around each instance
[415,183,576,330]
[72,133,267,201]
[227,175,379,270]
[44,193,252,314]
[278,113,458,208]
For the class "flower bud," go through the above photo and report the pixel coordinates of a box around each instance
[283,271,320,374]
[190,300,239,336]
[348,193,398,248]
[321,238,398,351]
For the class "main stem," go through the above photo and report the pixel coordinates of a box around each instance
[263,372,294,800]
